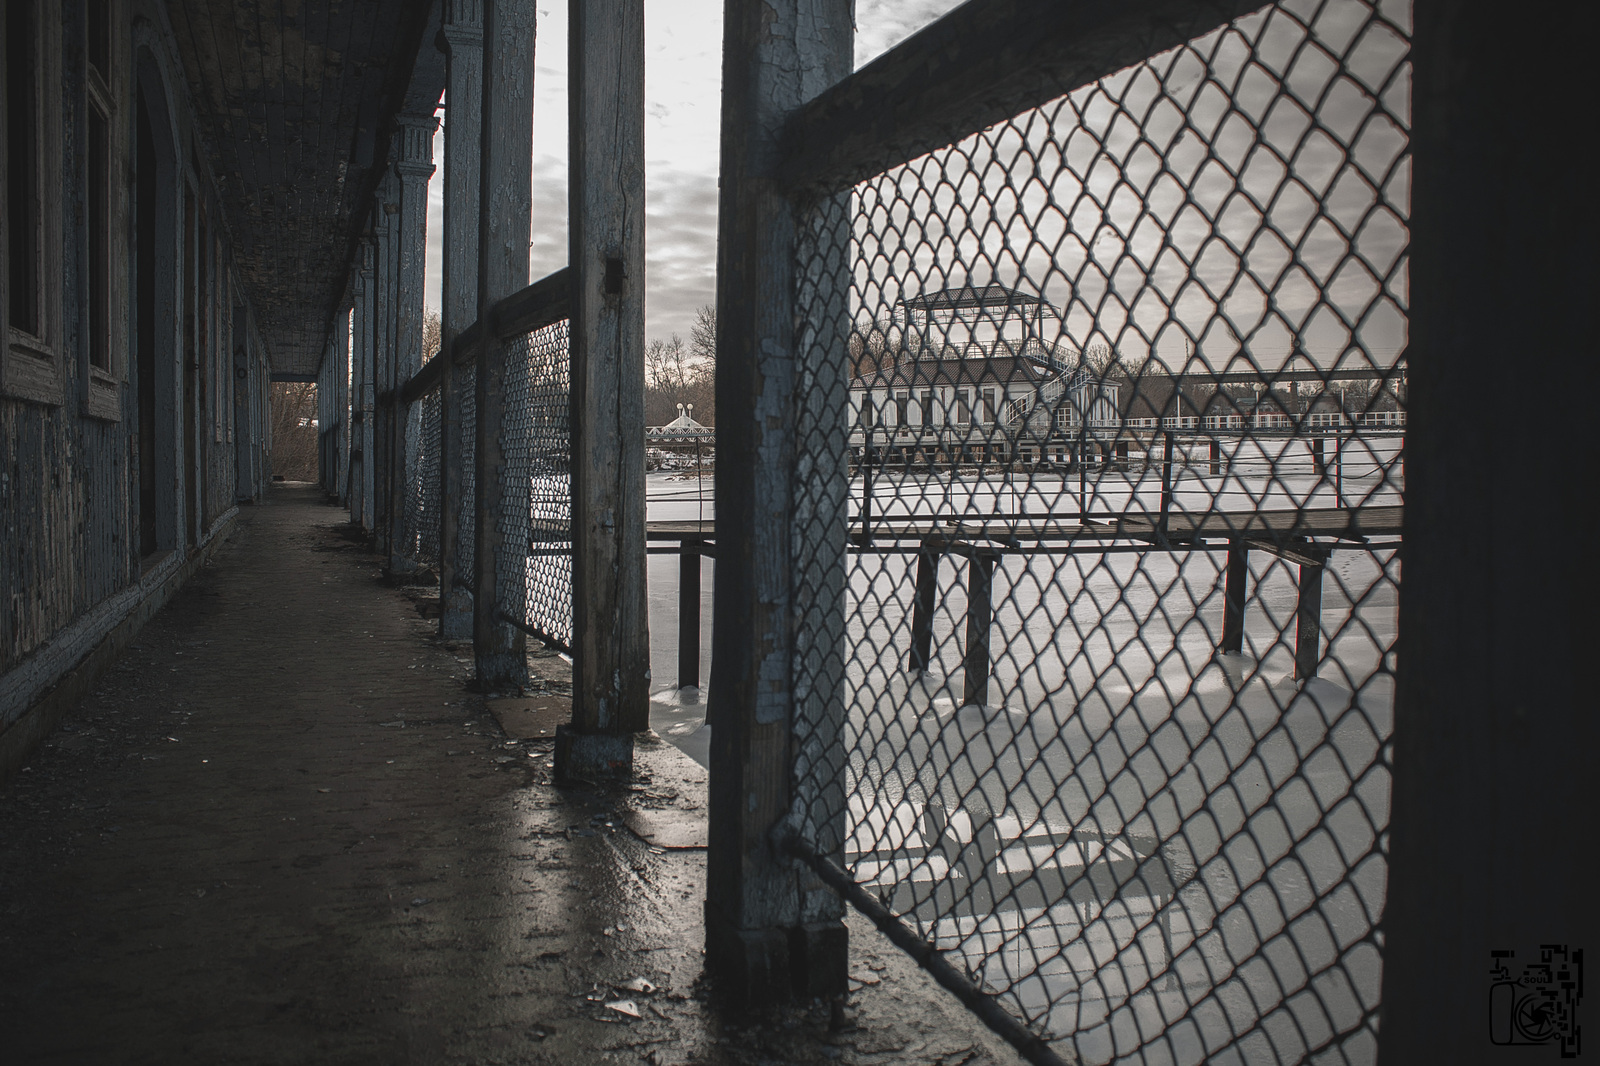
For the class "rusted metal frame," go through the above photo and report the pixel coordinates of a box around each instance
[436,0,484,643]
[471,0,536,691]
[706,0,854,1006]
[557,0,650,778]
[777,0,1264,198]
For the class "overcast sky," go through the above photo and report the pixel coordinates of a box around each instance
[422,0,1409,371]
[423,0,966,342]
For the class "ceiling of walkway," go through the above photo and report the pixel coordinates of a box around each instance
[167,0,445,378]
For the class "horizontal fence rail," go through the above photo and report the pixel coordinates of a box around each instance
[785,0,1407,1062]
[397,270,574,646]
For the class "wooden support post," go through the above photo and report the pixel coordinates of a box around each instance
[962,548,999,708]
[391,114,438,573]
[471,0,535,691]
[908,538,940,672]
[706,0,853,1007]
[373,177,399,556]
[1221,540,1247,654]
[1294,557,1323,681]
[558,0,650,779]
[1208,437,1220,476]
[438,0,484,640]
[679,542,702,691]
[1158,430,1174,539]
[1311,434,1326,478]
[355,239,377,531]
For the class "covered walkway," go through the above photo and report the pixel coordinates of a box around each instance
[0,485,1015,1066]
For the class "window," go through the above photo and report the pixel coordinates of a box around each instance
[81,0,123,419]
[3,0,63,405]
[919,389,933,426]
[7,0,40,337]
[894,390,908,426]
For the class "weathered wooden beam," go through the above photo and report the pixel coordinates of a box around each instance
[1220,540,1247,655]
[436,0,482,643]
[558,0,650,779]
[471,0,536,690]
[491,266,570,339]
[962,548,1001,708]
[1293,559,1322,681]
[707,0,854,1009]
[679,542,703,691]
[779,0,1264,196]
[909,539,942,673]
[391,113,439,573]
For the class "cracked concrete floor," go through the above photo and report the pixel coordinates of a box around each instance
[0,484,1026,1066]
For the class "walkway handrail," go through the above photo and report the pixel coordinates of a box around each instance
[400,267,572,404]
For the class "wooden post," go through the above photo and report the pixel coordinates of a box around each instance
[1380,3,1600,1054]
[557,0,650,778]
[679,541,702,690]
[706,0,853,1007]
[1221,540,1247,654]
[908,538,940,672]
[1293,557,1323,681]
[391,114,438,572]
[1158,430,1174,538]
[1311,434,1326,478]
[354,238,377,531]
[437,0,484,641]
[1208,436,1220,476]
[471,0,535,691]
[372,178,398,556]
[962,548,999,708]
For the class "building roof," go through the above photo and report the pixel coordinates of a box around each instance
[899,283,1046,312]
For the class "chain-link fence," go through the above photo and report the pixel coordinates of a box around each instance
[789,1,1406,1062]
[499,320,574,650]
[404,388,443,565]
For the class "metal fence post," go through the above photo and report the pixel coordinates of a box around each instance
[471,0,535,691]
[392,114,438,573]
[437,0,484,642]
[706,0,853,1007]
[556,0,650,779]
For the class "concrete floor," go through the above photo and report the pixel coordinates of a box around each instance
[0,485,1025,1066]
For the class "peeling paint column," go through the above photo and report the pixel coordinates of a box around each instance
[556,0,649,779]
[705,0,853,1006]
[471,0,535,691]
[372,173,401,559]
[391,113,439,573]
[354,238,377,531]
[334,305,351,506]
[438,0,484,642]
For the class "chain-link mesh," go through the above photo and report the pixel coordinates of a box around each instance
[497,320,573,650]
[791,1,1406,1061]
[458,362,477,587]
[413,388,442,564]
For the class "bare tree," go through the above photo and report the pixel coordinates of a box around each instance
[423,308,441,362]
[689,303,716,363]
[269,382,319,481]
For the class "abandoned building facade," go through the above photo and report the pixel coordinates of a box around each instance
[2,0,1594,1063]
